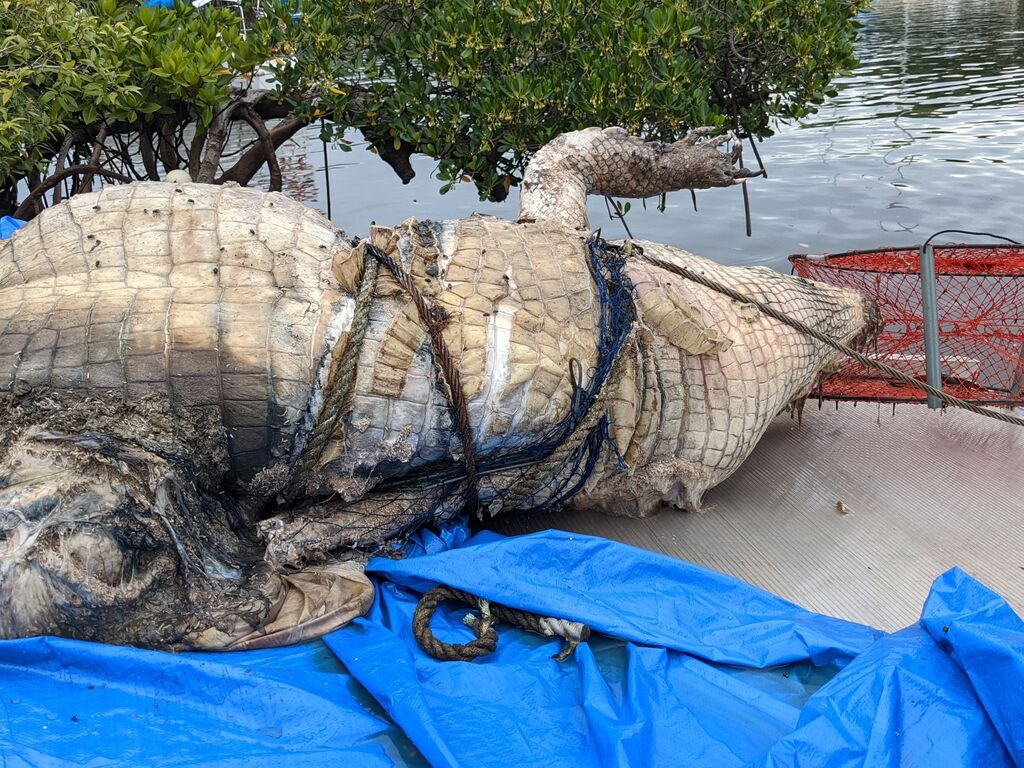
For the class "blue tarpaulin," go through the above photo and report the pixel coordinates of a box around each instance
[0,216,25,240]
[2,524,1022,767]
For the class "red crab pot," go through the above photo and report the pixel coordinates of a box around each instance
[790,245,1024,406]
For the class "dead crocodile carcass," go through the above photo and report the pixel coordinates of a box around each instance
[0,128,877,649]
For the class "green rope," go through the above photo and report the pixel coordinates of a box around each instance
[287,250,380,498]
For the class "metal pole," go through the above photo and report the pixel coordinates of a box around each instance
[321,119,332,222]
[919,244,943,409]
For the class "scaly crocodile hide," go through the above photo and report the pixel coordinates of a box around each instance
[0,127,875,648]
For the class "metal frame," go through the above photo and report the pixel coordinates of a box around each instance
[792,243,1024,408]
[918,244,943,409]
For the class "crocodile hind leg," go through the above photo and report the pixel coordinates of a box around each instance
[259,489,440,567]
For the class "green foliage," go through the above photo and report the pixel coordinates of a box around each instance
[127,2,268,120]
[0,0,126,181]
[0,0,867,200]
[0,0,268,185]
[281,0,868,196]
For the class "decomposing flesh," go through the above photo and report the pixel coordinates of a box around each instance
[0,128,877,648]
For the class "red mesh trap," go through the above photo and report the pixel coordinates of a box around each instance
[790,245,1024,405]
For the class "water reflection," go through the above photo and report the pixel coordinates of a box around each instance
[274,0,1024,271]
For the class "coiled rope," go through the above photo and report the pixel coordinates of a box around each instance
[641,249,1024,428]
[413,585,590,662]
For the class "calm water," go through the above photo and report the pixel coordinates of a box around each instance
[275,0,1024,272]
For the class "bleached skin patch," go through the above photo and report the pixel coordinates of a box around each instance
[290,296,356,463]
[471,298,517,447]
[436,220,458,289]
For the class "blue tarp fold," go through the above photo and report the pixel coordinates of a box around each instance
[2,525,1022,767]
[0,216,25,240]
[364,530,881,668]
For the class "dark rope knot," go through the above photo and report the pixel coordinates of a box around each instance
[413,585,590,662]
